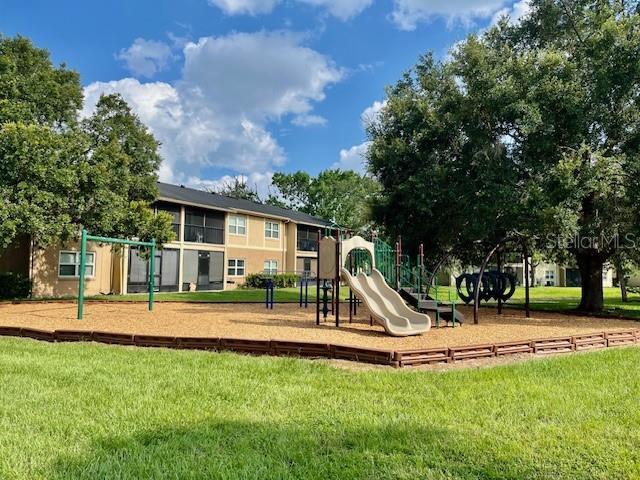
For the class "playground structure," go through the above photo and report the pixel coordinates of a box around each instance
[74,228,500,337]
[456,271,517,304]
[339,235,431,336]
[314,232,465,337]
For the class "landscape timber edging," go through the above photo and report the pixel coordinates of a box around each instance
[0,326,638,368]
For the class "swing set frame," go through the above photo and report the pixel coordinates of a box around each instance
[76,229,156,320]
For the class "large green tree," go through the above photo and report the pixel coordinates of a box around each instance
[369,0,640,312]
[368,52,528,271]
[270,169,380,231]
[0,35,174,250]
[0,35,82,126]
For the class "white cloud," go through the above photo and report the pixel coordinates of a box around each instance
[390,0,508,30]
[292,113,327,127]
[490,0,531,26]
[181,32,343,120]
[361,99,386,129]
[84,31,342,184]
[208,0,372,20]
[207,0,278,15]
[332,142,370,173]
[296,0,373,20]
[116,38,175,78]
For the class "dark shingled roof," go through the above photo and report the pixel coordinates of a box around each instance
[157,182,331,227]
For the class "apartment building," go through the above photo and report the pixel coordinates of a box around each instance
[0,182,330,297]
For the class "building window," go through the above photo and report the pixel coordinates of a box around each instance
[229,215,247,235]
[59,251,95,278]
[545,270,555,286]
[228,259,245,276]
[263,260,278,275]
[265,221,280,239]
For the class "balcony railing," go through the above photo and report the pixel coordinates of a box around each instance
[297,238,318,252]
[184,225,224,244]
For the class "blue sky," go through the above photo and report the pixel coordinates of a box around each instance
[2,0,528,193]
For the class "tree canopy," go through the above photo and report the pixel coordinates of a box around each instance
[0,35,174,249]
[270,169,380,231]
[209,177,263,203]
[368,0,640,312]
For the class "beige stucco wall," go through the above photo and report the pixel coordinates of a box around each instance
[225,214,285,248]
[225,246,287,287]
[31,241,116,297]
[226,213,249,247]
[247,215,263,246]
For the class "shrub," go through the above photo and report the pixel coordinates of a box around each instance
[243,273,265,289]
[0,272,31,299]
[274,273,297,288]
[242,273,299,289]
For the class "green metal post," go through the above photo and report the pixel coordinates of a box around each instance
[77,229,87,320]
[148,239,156,311]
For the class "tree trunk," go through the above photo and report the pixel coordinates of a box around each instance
[576,252,604,312]
[497,249,502,315]
[620,274,628,303]
[523,248,530,318]
[613,257,628,303]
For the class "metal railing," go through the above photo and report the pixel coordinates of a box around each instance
[297,238,318,251]
[183,225,224,244]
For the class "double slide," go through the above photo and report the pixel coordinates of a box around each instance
[341,267,431,337]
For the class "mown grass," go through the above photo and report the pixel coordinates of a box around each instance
[11,285,640,319]
[88,286,351,303]
[1,337,639,479]
[431,286,640,319]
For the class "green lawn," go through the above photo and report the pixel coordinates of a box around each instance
[88,286,351,303]
[19,285,640,319]
[0,338,638,479]
[430,285,640,318]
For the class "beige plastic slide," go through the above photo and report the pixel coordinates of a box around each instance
[341,267,431,337]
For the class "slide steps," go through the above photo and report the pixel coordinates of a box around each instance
[400,288,465,324]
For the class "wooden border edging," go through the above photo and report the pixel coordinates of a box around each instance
[572,332,607,351]
[0,327,638,368]
[493,340,533,356]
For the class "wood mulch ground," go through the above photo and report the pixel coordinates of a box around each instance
[1,301,637,351]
